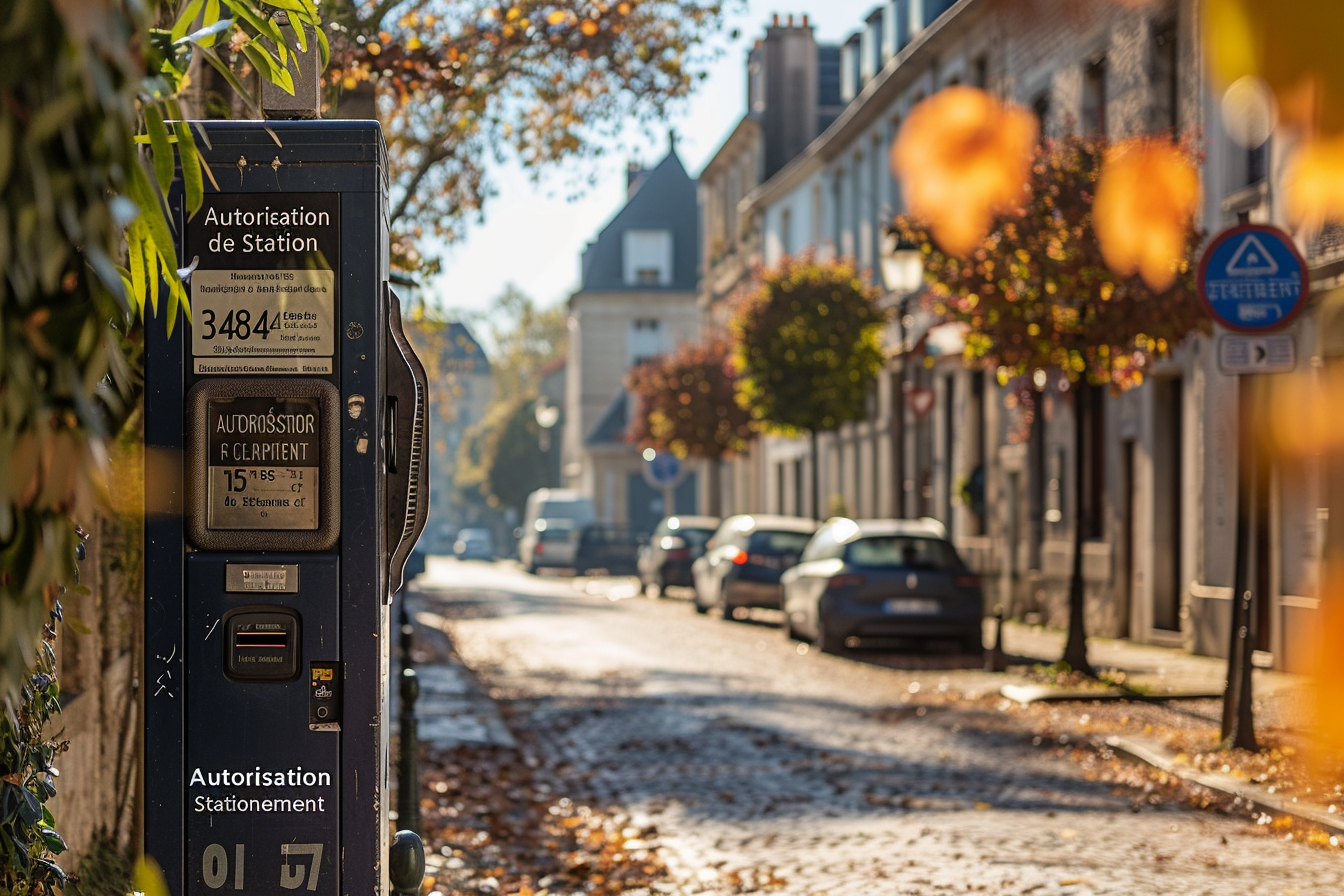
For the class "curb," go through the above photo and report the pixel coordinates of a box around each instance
[1001,683,1224,704]
[1104,735,1344,837]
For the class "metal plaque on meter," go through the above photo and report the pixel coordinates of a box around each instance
[185,379,340,552]
[207,395,320,530]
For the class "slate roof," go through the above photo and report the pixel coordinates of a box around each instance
[579,147,699,292]
[585,391,630,446]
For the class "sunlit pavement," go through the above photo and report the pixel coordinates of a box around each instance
[412,558,1340,895]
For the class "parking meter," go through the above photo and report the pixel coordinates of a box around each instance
[143,120,429,896]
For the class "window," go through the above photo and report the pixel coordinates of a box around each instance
[623,230,673,286]
[1151,23,1178,135]
[1082,57,1107,137]
[845,536,961,570]
[628,318,663,367]
[1032,90,1051,133]
[972,55,989,90]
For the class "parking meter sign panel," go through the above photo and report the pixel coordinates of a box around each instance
[188,193,340,377]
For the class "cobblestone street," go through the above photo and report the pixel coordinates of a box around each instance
[417,561,1344,895]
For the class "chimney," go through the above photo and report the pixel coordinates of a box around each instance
[787,13,794,26]
[802,14,809,26]
[772,13,779,25]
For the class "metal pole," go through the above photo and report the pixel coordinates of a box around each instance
[396,593,421,833]
[1221,375,1259,750]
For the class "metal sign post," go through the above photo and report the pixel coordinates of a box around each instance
[1197,223,1308,751]
[144,121,429,896]
[642,451,684,517]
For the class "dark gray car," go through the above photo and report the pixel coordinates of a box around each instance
[781,518,984,654]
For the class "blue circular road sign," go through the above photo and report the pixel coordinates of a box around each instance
[644,451,681,487]
[1198,223,1308,333]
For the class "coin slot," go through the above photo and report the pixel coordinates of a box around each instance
[223,607,300,681]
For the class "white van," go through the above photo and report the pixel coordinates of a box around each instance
[518,488,597,573]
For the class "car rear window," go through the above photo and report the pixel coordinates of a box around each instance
[680,528,715,548]
[747,530,813,554]
[845,536,961,570]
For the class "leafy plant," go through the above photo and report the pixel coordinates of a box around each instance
[0,600,70,896]
[626,337,754,461]
[730,255,887,519]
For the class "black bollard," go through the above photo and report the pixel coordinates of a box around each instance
[396,593,421,835]
[389,830,426,896]
[985,608,1008,673]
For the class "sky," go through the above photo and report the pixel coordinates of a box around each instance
[425,0,883,324]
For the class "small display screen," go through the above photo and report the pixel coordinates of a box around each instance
[206,395,321,530]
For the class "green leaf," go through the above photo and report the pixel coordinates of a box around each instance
[144,105,174,194]
[127,221,148,314]
[243,42,294,95]
[170,0,205,42]
[314,24,329,69]
[144,229,161,319]
[173,120,204,217]
[220,0,285,49]
[127,161,179,306]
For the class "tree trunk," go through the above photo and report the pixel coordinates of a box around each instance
[810,429,821,521]
[705,456,723,517]
[1062,384,1094,675]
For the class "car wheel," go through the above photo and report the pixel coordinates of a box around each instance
[962,632,986,656]
[816,614,846,655]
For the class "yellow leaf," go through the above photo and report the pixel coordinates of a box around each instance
[547,10,566,24]
[1285,134,1344,228]
[1093,137,1199,292]
[581,20,599,36]
[891,87,1037,258]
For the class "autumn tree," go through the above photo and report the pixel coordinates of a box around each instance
[731,256,887,520]
[895,134,1206,676]
[625,337,754,514]
[311,0,723,271]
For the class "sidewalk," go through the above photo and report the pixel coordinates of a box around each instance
[390,588,515,750]
[996,619,1306,704]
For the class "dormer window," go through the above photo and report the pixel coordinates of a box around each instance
[623,230,673,286]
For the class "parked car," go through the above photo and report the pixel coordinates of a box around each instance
[781,517,984,654]
[691,514,817,617]
[575,525,644,576]
[518,488,596,573]
[453,527,495,561]
[638,515,720,597]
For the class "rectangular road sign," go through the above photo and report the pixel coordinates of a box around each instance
[1218,333,1296,375]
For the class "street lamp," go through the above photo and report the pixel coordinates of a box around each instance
[880,231,924,520]
[880,231,924,297]
[534,395,560,452]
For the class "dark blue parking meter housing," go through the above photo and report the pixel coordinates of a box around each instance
[144,120,429,896]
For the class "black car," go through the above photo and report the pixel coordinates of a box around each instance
[574,524,643,576]
[781,517,984,654]
[638,515,720,597]
[691,514,817,618]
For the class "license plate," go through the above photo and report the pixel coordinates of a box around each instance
[884,598,939,614]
